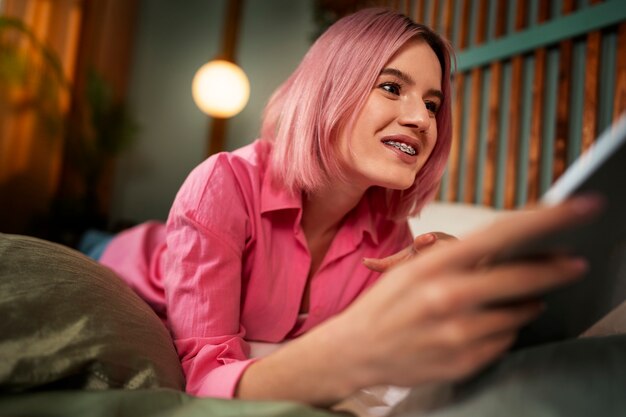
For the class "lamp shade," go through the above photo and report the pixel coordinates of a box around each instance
[191,59,250,118]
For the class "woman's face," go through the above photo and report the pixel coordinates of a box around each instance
[336,38,442,192]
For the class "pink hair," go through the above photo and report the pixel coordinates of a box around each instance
[261,8,454,219]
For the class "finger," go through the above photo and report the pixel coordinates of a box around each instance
[434,301,544,348]
[430,232,458,242]
[363,232,456,272]
[365,233,440,272]
[363,246,414,272]
[412,233,437,252]
[424,257,587,314]
[448,331,517,380]
[422,194,604,271]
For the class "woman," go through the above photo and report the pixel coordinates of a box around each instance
[99,8,596,407]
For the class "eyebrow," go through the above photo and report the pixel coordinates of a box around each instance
[379,67,444,101]
[380,67,415,85]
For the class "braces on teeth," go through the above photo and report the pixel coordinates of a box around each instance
[384,140,416,156]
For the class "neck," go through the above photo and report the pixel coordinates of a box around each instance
[301,182,366,238]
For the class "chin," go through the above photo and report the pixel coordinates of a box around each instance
[389,172,419,190]
[396,182,415,191]
[377,177,415,191]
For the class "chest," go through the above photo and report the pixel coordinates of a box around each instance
[238,216,377,342]
[305,228,337,280]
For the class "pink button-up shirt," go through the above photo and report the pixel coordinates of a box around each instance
[101,140,412,398]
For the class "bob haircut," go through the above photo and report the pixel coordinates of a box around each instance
[261,8,454,220]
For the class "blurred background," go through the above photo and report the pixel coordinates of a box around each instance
[1,0,625,248]
[0,0,324,246]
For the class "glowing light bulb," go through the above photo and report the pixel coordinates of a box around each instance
[191,60,250,118]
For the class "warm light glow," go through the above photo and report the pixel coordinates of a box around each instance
[192,60,250,118]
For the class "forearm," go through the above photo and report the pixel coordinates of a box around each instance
[235,316,365,407]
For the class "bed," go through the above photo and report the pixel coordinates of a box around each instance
[2,202,626,417]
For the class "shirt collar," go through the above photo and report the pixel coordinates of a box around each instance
[260,171,302,214]
[260,173,379,245]
[345,193,379,246]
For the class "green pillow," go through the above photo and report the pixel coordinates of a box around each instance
[0,233,185,392]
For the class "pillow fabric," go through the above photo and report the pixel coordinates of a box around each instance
[0,233,184,392]
[392,334,626,417]
[0,389,340,417]
[409,202,508,238]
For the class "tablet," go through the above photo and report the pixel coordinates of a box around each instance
[509,114,626,348]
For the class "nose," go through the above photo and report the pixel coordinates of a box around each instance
[398,99,431,132]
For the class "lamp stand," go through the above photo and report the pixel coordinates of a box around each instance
[206,0,244,158]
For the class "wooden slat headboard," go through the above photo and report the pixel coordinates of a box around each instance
[358,0,626,209]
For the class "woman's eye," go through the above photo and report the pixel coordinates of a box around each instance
[425,101,439,115]
[379,82,401,95]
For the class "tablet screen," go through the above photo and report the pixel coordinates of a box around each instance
[512,115,626,348]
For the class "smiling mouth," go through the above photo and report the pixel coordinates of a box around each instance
[382,140,417,156]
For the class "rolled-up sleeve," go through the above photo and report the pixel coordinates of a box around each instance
[163,155,255,398]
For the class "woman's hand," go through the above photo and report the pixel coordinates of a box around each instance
[363,232,457,272]
[237,195,603,407]
[328,195,602,391]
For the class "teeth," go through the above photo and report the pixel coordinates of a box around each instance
[383,140,416,156]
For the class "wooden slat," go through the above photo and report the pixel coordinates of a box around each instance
[446,0,470,202]
[442,0,454,40]
[527,0,550,204]
[504,0,527,209]
[527,48,547,203]
[614,22,626,120]
[457,0,471,49]
[581,32,601,151]
[482,61,501,206]
[552,0,576,182]
[581,0,603,152]
[428,0,439,31]
[513,4,529,46]
[462,0,488,204]
[493,0,507,41]
[481,0,506,207]
[463,70,482,204]
[446,74,464,202]
[403,0,411,16]
[414,0,425,24]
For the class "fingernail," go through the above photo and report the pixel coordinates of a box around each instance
[569,257,589,273]
[421,233,436,243]
[570,194,605,215]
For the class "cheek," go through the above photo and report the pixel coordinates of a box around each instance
[360,95,394,127]
[426,123,438,155]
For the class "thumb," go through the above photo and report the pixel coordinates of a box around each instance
[411,233,437,251]
[363,233,437,273]
[363,245,415,273]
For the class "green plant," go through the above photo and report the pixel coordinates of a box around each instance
[0,16,138,166]
[0,16,68,137]
[66,69,139,191]
[0,16,139,240]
